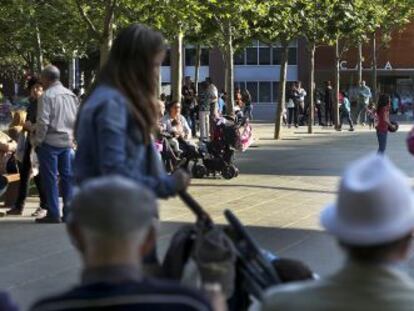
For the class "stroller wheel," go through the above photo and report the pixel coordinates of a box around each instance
[234,167,239,177]
[222,165,237,180]
[192,164,207,179]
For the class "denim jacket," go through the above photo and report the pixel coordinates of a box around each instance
[74,85,176,198]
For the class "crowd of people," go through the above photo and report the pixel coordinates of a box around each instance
[0,22,414,311]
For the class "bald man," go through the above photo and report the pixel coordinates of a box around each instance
[33,65,78,224]
[30,176,213,311]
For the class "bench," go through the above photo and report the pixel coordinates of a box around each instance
[2,173,20,207]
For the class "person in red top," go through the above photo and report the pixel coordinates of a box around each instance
[376,94,395,153]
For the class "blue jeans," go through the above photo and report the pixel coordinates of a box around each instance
[37,144,74,219]
[244,106,253,120]
[377,131,388,154]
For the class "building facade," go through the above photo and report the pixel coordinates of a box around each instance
[160,40,299,104]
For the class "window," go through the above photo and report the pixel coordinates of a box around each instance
[185,48,210,66]
[200,49,210,66]
[234,82,246,91]
[272,82,279,102]
[234,51,245,65]
[259,47,271,65]
[246,82,258,103]
[288,48,297,65]
[185,48,196,66]
[246,47,258,65]
[162,50,171,66]
[259,82,271,103]
[272,48,282,65]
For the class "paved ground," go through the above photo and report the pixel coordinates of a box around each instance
[1,108,414,309]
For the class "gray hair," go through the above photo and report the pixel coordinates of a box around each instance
[68,176,158,237]
[41,65,60,82]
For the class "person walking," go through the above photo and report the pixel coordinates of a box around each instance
[206,77,218,121]
[293,81,306,126]
[181,76,197,137]
[338,91,354,132]
[286,84,296,128]
[261,154,414,311]
[75,24,190,198]
[32,65,78,224]
[357,80,372,125]
[6,77,48,217]
[324,81,334,126]
[314,83,324,126]
[198,81,210,141]
[376,94,395,154]
[242,89,253,120]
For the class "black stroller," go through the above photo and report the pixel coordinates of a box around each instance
[162,192,315,310]
[191,115,251,180]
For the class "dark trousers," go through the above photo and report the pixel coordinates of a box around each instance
[287,108,295,125]
[316,104,323,125]
[377,131,388,154]
[15,142,48,210]
[340,110,354,129]
[37,144,74,219]
[325,104,332,125]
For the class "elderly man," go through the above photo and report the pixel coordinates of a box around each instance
[30,177,216,311]
[261,154,414,311]
[32,65,78,224]
[356,80,372,125]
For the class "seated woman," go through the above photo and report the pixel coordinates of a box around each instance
[161,101,192,156]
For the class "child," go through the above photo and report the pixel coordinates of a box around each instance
[366,103,376,130]
[168,119,183,156]
[338,92,354,132]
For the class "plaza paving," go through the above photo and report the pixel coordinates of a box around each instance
[1,107,414,309]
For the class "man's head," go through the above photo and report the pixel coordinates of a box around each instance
[360,80,366,87]
[67,176,158,268]
[184,76,192,86]
[321,154,414,264]
[40,65,60,89]
[205,77,212,85]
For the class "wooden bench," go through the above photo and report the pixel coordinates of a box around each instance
[2,173,20,207]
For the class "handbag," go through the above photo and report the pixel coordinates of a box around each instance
[407,127,414,155]
[15,132,27,162]
[286,98,295,108]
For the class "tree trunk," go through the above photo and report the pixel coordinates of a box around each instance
[99,2,115,68]
[34,22,44,72]
[274,44,289,140]
[224,21,235,116]
[334,39,340,129]
[194,44,201,95]
[308,43,316,134]
[357,42,363,85]
[372,32,378,103]
[171,31,184,102]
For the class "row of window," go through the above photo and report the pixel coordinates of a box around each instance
[234,47,297,66]
[161,46,298,67]
[235,81,280,103]
[162,48,210,67]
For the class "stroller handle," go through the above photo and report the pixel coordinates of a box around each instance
[178,192,214,228]
[224,209,281,285]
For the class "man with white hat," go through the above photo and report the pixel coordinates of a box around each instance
[260,154,414,311]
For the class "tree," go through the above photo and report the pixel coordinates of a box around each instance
[327,0,377,128]
[202,0,266,115]
[259,0,302,139]
[142,0,203,102]
[368,0,414,100]
[298,0,337,134]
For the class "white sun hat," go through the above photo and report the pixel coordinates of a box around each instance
[321,154,414,246]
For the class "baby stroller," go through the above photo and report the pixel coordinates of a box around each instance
[162,192,315,311]
[158,132,199,173]
[191,115,253,180]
